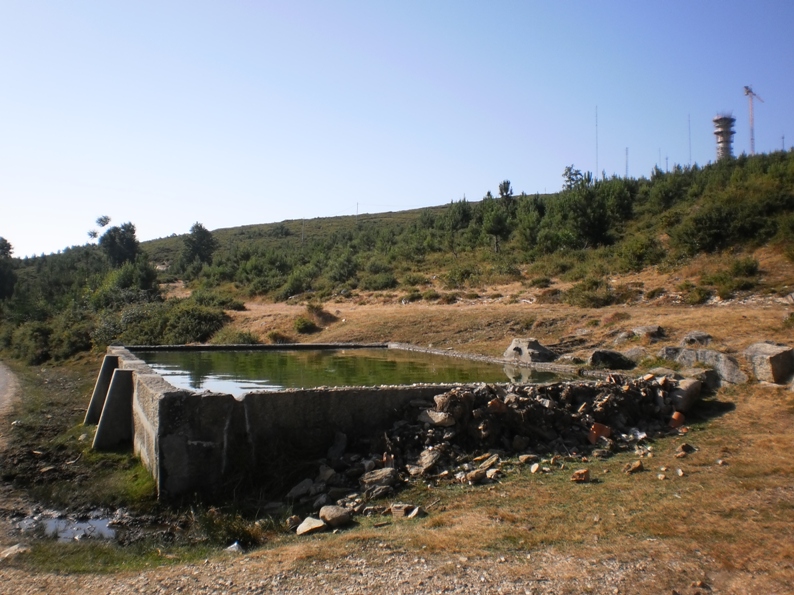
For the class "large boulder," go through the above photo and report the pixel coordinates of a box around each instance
[588,350,636,370]
[503,338,558,363]
[632,325,664,340]
[745,342,794,384]
[656,347,747,385]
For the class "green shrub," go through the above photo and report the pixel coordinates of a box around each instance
[443,265,479,289]
[359,272,397,291]
[11,321,52,364]
[784,312,794,329]
[267,330,292,344]
[421,289,440,301]
[294,316,320,334]
[528,277,551,288]
[209,327,260,345]
[565,278,613,308]
[685,286,712,305]
[401,290,422,303]
[646,287,666,299]
[198,508,267,548]
[162,303,229,344]
[402,272,429,286]
[729,256,759,278]
[190,289,246,311]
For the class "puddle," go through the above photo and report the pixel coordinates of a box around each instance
[16,515,116,542]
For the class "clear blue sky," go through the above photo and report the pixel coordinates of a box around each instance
[2,1,793,257]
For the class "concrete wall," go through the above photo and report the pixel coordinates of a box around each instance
[88,347,462,498]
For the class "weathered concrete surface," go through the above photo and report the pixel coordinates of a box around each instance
[84,355,119,424]
[90,347,469,498]
[93,369,134,450]
[745,342,794,384]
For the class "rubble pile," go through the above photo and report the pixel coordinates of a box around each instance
[283,374,697,535]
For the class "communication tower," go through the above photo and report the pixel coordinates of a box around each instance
[713,113,736,161]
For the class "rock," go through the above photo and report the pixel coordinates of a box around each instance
[286,478,314,499]
[365,485,394,500]
[225,542,243,553]
[664,348,748,385]
[623,347,648,363]
[418,409,456,427]
[466,468,487,484]
[745,342,794,384]
[648,367,681,379]
[485,468,500,480]
[316,464,336,483]
[313,494,330,509]
[407,506,426,519]
[679,367,720,392]
[0,543,30,560]
[588,350,636,370]
[296,516,327,536]
[570,468,590,483]
[681,331,712,347]
[669,378,702,413]
[669,411,685,428]
[360,467,399,489]
[613,331,635,345]
[656,347,682,361]
[327,431,347,461]
[319,505,351,528]
[285,515,302,531]
[518,453,538,464]
[530,463,540,474]
[503,338,558,363]
[390,503,414,517]
[623,460,644,474]
[477,454,500,470]
[633,325,663,339]
[415,449,442,474]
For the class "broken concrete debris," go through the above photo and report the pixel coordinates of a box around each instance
[280,374,705,535]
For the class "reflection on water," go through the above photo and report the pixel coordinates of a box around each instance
[17,517,116,541]
[132,348,561,396]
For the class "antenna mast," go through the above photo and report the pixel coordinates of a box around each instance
[744,85,764,155]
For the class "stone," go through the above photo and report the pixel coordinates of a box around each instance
[286,478,314,499]
[648,367,681,379]
[570,469,590,483]
[225,542,243,553]
[503,338,559,363]
[285,515,302,531]
[588,350,636,370]
[669,411,685,428]
[669,378,702,413]
[485,468,500,480]
[316,464,336,483]
[296,516,327,536]
[745,342,794,384]
[623,460,644,474]
[319,505,351,528]
[478,454,500,470]
[679,367,721,392]
[360,467,399,489]
[313,494,330,509]
[418,409,456,427]
[664,348,748,385]
[466,468,487,484]
[366,485,394,500]
[390,503,414,517]
[518,454,538,464]
[681,331,712,347]
[487,398,508,413]
[633,325,664,339]
[530,463,540,474]
[0,543,30,560]
[623,347,648,363]
[416,449,441,474]
[407,506,426,519]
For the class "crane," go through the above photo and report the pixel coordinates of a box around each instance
[744,85,764,155]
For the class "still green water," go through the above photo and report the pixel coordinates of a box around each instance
[132,348,559,396]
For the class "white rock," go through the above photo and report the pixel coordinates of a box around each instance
[296,516,327,536]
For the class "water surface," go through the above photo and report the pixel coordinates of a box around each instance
[133,348,559,396]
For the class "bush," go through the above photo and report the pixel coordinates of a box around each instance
[209,327,260,345]
[190,289,246,311]
[729,256,759,278]
[267,330,293,344]
[401,290,422,303]
[646,287,666,300]
[422,289,440,301]
[528,277,551,288]
[565,278,613,308]
[443,265,479,289]
[294,316,320,334]
[438,292,459,304]
[358,272,397,291]
[306,303,338,325]
[162,303,229,344]
[402,272,429,286]
[11,322,52,364]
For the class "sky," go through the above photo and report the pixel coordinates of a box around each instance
[1,1,793,257]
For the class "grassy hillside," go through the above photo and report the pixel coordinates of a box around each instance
[1,151,793,362]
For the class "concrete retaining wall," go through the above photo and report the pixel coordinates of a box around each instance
[86,346,465,498]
